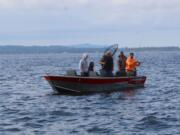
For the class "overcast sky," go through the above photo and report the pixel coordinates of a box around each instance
[0,0,180,47]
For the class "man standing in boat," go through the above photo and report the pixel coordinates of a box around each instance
[79,53,89,76]
[116,51,127,76]
[126,52,140,76]
[99,51,114,77]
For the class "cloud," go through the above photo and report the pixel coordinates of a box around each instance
[0,0,180,46]
[0,0,90,10]
[0,0,179,27]
[0,0,180,10]
[1,0,179,25]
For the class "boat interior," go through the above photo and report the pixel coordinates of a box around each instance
[66,69,98,77]
[65,69,137,78]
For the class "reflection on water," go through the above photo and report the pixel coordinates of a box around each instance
[121,88,141,96]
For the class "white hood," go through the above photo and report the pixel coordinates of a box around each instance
[79,53,89,72]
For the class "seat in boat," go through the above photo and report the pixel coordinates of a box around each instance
[66,70,77,76]
[89,71,98,77]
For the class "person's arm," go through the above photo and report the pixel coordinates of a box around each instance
[99,61,105,65]
[112,62,114,71]
[99,56,105,65]
[136,61,140,66]
[79,60,84,72]
[117,60,120,70]
[134,59,140,66]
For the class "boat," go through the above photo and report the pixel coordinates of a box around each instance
[44,75,146,94]
[44,44,146,94]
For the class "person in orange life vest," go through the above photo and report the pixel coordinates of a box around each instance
[126,52,140,76]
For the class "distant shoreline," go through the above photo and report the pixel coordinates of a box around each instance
[0,45,179,54]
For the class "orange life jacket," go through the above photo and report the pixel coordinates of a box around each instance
[126,56,139,71]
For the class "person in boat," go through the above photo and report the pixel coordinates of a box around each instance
[88,61,94,72]
[126,52,140,76]
[79,53,89,76]
[88,61,99,76]
[116,51,127,76]
[99,51,114,77]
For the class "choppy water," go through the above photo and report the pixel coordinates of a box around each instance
[0,51,180,135]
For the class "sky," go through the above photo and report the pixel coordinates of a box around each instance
[0,0,180,47]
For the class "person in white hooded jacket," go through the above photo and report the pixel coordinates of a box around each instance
[79,53,89,76]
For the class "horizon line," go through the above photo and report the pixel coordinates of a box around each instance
[0,45,179,49]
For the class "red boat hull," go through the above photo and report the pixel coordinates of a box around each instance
[44,75,146,94]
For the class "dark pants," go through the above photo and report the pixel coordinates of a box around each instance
[126,70,136,76]
[81,72,89,77]
[100,69,113,77]
[116,70,126,77]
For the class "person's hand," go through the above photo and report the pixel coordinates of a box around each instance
[99,61,105,65]
[136,61,140,66]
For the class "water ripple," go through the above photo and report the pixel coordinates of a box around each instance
[0,52,180,134]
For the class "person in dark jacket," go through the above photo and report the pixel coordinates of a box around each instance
[99,51,114,77]
[116,51,127,76]
[88,61,99,76]
[88,61,94,72]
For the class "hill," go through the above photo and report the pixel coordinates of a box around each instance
[0,45,179,54]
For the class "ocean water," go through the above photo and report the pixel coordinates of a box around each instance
[0,51,180,135]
